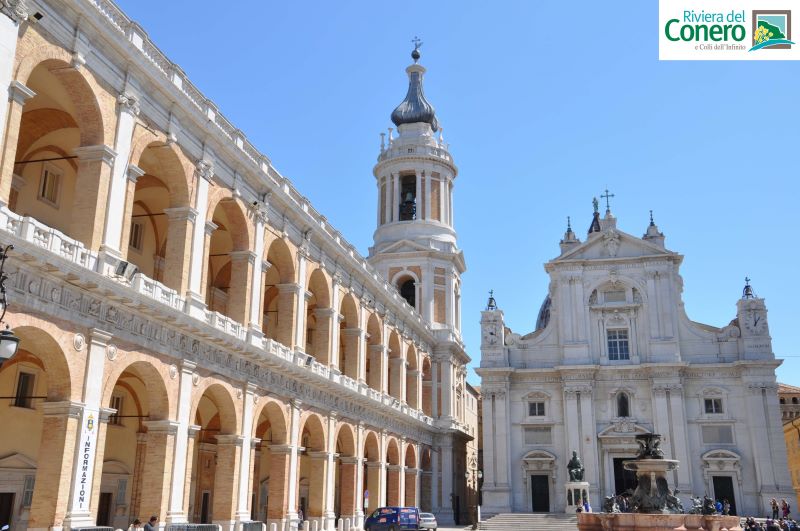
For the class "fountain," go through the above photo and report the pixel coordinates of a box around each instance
[577,433,742,531]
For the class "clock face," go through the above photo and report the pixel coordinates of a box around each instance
[483,324,498,345]
[745,310,766,334]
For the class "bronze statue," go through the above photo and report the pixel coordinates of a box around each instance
[567,451,585,482]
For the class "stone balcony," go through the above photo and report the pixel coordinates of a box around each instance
[0,205,437,429]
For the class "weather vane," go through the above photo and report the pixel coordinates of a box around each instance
[592,197,599,213]
[411,36,423,63]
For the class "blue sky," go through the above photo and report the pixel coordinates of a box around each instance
[116,1,799,385]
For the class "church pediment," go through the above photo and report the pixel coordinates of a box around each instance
[555,229,674,262]
[376,239,433,254]
[0,452,37,470]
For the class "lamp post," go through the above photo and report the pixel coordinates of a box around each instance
[0,244,20,363]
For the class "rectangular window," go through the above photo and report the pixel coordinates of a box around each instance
[38,163,62,206]
[524,427,552,445]
[604,290,626,303]
[704,398,723,414]
[701,425,733,444]
[22,475,35,507]
[607,329,630,360]
[109,395,123,426]
[14,371,35,408]
[528,401,545,416]
[116,478,127,505]
[129,221,144,251]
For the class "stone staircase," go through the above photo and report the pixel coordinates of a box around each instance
[479,512,578,531]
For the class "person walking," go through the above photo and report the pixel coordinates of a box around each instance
[722,499,730,515]
[143,515,158,531]
[773,498,781,519]
[782,499,791,519]
[130,519,142,530]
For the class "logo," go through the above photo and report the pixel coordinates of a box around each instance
[750,10,793,50]
[87,413,95,432]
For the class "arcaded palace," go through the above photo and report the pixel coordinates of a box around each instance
[477,203,793,516]
[0,1,478,530]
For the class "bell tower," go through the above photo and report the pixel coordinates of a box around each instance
[368,42,465,338]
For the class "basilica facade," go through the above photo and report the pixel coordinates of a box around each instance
[0,1,476,530]
[477,205,793,517]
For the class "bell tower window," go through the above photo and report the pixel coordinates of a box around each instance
[399,174,417,221]
[400,278,416,308]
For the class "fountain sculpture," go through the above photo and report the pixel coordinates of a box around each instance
[577,433,742,531]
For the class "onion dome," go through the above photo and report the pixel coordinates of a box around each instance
[390,46,439,131]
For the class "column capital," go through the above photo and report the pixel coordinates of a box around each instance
[8,80,36,104]
[314,307,339,319]
[387,464,404,472]
[143,419,180,434]
[98,406,117,423]
[126,164,146,183]
[39,400,85,418]
[290,398,303,411]
[181,360,197,373]
[117,92,141,116]
[196,159,215,181]
[269,443,296,455]
[73,144,117,165]
[164,206,198,223]
[204,220,218,235]
[215,434,246,446]
[229,250,258,264]
[89,328,114,347]
[188,424,202,438]
[340,456,361,465]
[277,282,303,295]
[308,450,333,460]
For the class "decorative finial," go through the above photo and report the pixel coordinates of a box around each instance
[411,36,422,63]
[601,188,615,212]
[649,209,655,226]
[592,197,599,213]
[742,277,756,299]
[486,289,497,311]
[567,216,572,232]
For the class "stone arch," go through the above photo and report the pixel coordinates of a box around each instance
[335,423,356,457]
[305,268,332,362]
[205,196,254,323]
[334,422,358,521]
[338,293,360,379]
[263,237,298,347]
[421,356,433,416]
[404,443,417,468]
[253,399,289,444]
[363,431,381,512]
[387,331,403,400]
[366,312,383,391]
[420,446,433,512]
[298,412,327,520]
[403,443,419,506]
[191,381,240,435]
[101,359,171,423]
[406,344,419,409]
[10,325,72,400]
[385,437,402,506]
[251,398,290,523]
[391,270,419,310]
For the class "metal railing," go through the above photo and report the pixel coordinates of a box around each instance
[164,524,220,531]
[240,522,266,531]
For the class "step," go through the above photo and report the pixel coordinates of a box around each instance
[478,512,579,531]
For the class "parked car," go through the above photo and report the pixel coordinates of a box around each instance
[419,512,437,530]
[364,506,420,531]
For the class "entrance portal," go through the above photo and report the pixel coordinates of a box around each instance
[613,457,638,495]
[712,476,737,516]
[530,475,550,512]
[0,493,14,528]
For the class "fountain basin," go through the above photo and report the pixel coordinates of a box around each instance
[577,512,742,531]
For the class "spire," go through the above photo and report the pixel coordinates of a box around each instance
[642,209,665,247]
[588,197,602,235]
[560,215,580,252]
[390,39,439,132]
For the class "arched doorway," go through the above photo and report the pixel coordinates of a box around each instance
[385,438,401,506]
[188,384,239,524]
[420,447,432,512]
[334,424,357,524]
[252,401,289,526]
[362,432,381,513]
[0,326,72,531]
[404,444,418,507]
[99,361,171,528]
[297,414,326,527]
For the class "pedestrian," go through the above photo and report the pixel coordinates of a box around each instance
[583,498,592,513]
[297,508,304,529]
[723,499,730,515]
[131,519,142,530]
[774,499,781,519]
[143,515,158,531]
[783,499,791,519]
[715,499,722,514]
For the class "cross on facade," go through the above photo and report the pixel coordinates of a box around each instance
[412,36,422,50]
[601,188,615,211]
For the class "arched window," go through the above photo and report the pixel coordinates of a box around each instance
[781,398,786,404]
[793,397,798,405]
[400,279,416,308]
[617,393,630,417]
